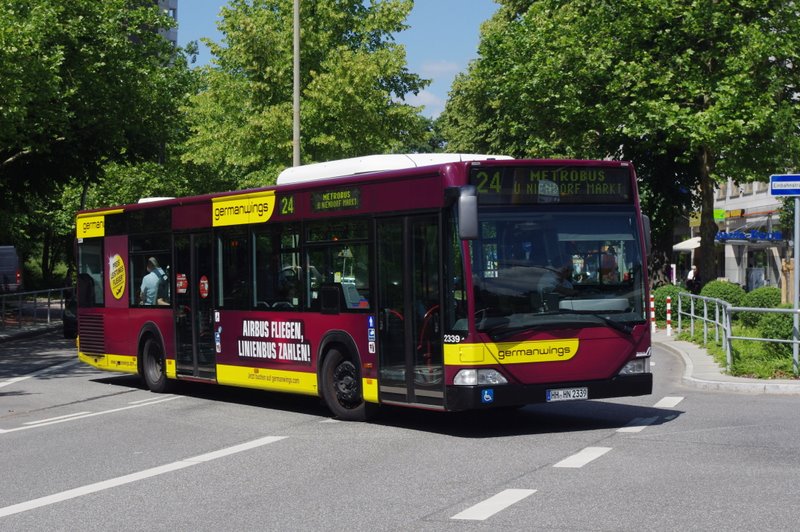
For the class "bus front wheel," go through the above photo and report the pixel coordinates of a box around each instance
[321,348,368,421]
[142,337,171,393]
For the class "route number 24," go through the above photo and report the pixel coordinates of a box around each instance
[280,195,295,215]
[474,171,502,194]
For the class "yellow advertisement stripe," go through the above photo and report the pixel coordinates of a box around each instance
[78,352,139,374]
[444,339,579,366]
[75,209,124,239]
[216,364,318,396]
[212,190,276,227]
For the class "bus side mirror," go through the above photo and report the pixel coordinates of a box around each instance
[459,185,478,240]
[642,214,652,256]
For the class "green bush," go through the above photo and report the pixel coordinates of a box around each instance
[757,303,795,361]
[652,284,689,321]
[739,286,781,327]
[700,280,746,306]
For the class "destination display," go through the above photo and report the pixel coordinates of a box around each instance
[311,187,361,213]
[470,166,632,204]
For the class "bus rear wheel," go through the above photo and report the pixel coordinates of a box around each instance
[321,348,369,421]
[142,337,171,393]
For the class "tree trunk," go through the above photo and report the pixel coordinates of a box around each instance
[698,146,717,289]
[41,230,52,287]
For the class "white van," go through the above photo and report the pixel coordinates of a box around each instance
[0,246,22,293]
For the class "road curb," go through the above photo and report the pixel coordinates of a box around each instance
[655,339,800,396]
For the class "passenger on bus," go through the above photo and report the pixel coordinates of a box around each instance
[140,257,168,306]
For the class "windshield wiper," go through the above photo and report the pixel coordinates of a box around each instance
[558,309,634,336]
[487,311,633,341]
[486,322,553,341]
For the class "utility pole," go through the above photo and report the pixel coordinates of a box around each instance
[293,0,301,167]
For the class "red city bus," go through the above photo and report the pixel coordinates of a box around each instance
[74,154,652,420]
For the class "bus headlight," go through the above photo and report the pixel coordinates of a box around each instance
[618,358,650,375]
[454,369,509,386]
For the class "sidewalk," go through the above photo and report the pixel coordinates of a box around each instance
[652,327,800,395]
[0,322,61,344]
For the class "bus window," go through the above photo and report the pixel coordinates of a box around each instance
[77,239,104,307]
[253,231,274,309]
[253,223,301,310]
[445,214,467,331]
[132,254,171,306]
[217,230,249,309]
[306,219,370,311]
[130,235,171,307]
[307,220,368,242]
[278,224,301,309]
[306,243,370,311]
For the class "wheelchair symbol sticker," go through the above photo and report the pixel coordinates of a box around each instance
[481,389,494,404]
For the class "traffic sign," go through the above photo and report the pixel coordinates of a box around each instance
[770,174,800,196]
[772,173,800,374]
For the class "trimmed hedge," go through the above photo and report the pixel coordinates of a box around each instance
[758,303,794,360]
[699,280,746,306]
[739,286,781,327]
[652,284,689,321]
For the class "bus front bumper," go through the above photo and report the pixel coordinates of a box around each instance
[445,373,653,411]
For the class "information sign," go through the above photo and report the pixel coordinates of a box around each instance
[770,174,800,196]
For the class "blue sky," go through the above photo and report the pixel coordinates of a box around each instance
[176,1,499,118]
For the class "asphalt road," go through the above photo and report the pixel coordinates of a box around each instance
[1,332,798,531]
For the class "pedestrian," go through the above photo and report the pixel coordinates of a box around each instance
[686,265,701,294]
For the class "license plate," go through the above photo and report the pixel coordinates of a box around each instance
[546,387,588,402]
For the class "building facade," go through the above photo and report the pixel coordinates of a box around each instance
[710,179,785,290]
[158,0,178,47]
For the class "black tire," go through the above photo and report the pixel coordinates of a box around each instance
[320,348,370,421]
[142,337,171,393]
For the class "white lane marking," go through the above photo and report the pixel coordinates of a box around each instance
[553,447,611,468]
[0,376,28,389]
[319,419,340,423]
[654,396,684,409]
[0,436,286,518]
[129,396,174,405]
[0,359,82,389]
[617,417,659,433]
[451,489,536,520]
[23,412,92,426]
[0,396,181,434]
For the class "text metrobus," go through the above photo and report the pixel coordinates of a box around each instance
[74,155,652,420]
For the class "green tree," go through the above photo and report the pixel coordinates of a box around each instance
[0,0,194,284]
[441,0,800,284]
[182,0,430,187]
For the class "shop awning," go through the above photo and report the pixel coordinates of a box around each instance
[672,236,701,252]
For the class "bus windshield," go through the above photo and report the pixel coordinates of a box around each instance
[470,205,646,335]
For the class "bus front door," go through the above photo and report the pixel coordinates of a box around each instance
[174,233,216,380]
[377,216,444,408]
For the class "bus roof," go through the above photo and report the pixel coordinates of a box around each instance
[276,153,511,185]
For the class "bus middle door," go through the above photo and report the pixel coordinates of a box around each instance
[376,215,444,408]
[174,232,216,380]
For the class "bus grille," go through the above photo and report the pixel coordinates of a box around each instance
[78,314,105,355]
